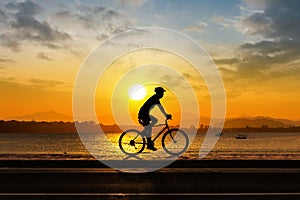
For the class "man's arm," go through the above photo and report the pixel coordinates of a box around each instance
[157,104,168,117]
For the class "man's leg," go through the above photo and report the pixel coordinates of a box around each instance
[146,115,158,151]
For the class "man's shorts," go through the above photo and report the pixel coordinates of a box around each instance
[138,117,150,127]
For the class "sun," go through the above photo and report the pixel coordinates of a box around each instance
[128,84,146,100]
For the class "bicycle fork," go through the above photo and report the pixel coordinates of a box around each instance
[168,132,177,143]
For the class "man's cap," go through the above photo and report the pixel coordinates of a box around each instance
[154,87,166,93]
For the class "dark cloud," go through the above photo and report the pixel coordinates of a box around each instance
[0,33,21,52]
[11,1,42,16]
[218,0,300,79]
[239,0,300,66]
[239,38,300,66]
[243,0,300,39]
[41,42,61,49]
[214,57,243,65]
[36,52,52,61]
[53,4,130,41]
[0,9,5,21]
[211,1,300,100]
[12,17,71,42]
[55,10,70,18]
[0,1,72,52]
[53,5,120,30]
[96,33,109,41]
[104,10,121,20]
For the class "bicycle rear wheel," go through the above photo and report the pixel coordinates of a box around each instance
[119,129,146,155]
[162,128,189,156]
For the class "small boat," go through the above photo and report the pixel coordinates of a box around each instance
[235,134,247,139]
[215,132,223,137]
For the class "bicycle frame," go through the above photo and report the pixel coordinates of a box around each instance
[142,119,170,143]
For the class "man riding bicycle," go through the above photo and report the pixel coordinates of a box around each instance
[138,87,172,151]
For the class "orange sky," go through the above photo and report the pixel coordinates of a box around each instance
[0,0,300,123]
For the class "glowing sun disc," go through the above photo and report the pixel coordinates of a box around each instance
[129,85,146,100]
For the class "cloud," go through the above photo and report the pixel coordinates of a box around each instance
[53,4,130,40]
[0,76,65,91]
[212,1,300,99]
[0,9,5,22]
[242,0,300,39]
[12,17,71,42]
[29,78,65,88]
[118,0,149,7]
[36,52,52,61]
[239,0,300,63]
[0,1,72,52]
[0,33,21,52]
[218,0,300,79]
[160,74,186,89]
[184,21,207,33]
[0,1,134,54]
[0,58,14,67]
[242,0,268,10]
[54,5,107,30]
[211,16,227,28]
[159,72,207,92]
[214,57,243,65]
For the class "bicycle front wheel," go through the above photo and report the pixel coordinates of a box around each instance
[162,128,189,156]
[119,129,146,155]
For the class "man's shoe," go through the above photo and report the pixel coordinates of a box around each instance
[147,141,157,151]
[147,145,157,151]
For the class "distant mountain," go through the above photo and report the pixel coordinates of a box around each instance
[5,111,73,122]
[224,116,295,128]
[295,121,300,126]
[164,113,299,128]
[237,114,253,118]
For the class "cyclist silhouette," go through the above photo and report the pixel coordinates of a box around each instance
[138,87,172,151]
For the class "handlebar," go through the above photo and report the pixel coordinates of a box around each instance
[166,114,172,120]
[165,117,172,124]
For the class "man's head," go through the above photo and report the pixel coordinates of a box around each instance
[154,87,166,99]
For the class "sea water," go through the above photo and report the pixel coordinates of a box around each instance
[0,132,299,160]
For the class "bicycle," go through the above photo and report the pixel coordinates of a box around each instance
[119,118,189,156]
